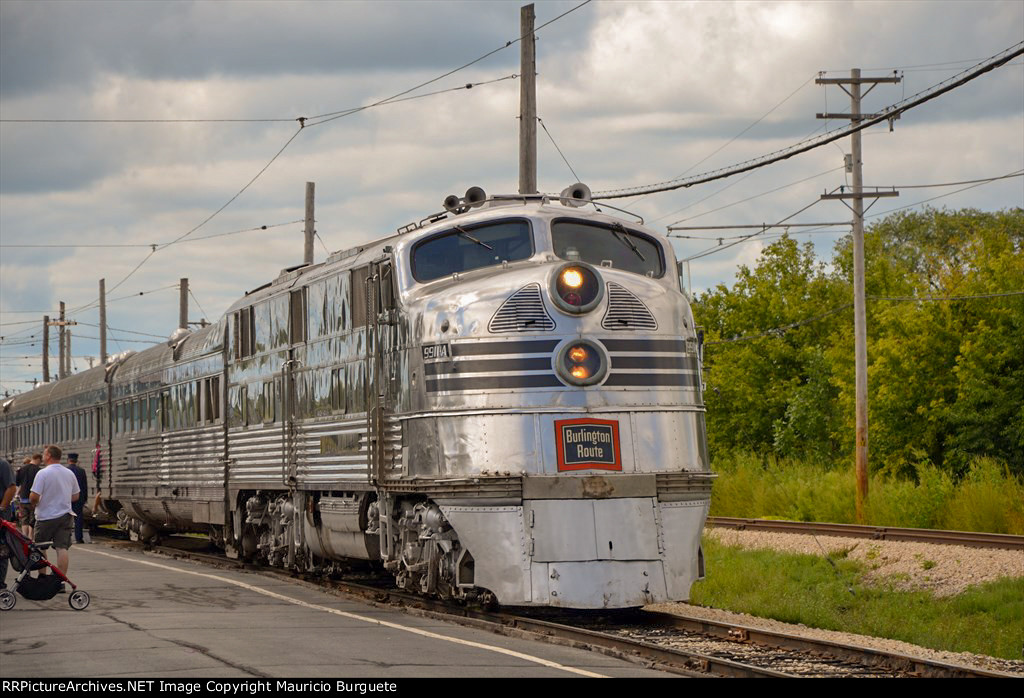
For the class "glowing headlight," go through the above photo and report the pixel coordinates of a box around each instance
[561,268,584,289]
[556,340,607,386]
[550,262,603,314]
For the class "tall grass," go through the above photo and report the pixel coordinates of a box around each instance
[692,537,1024,660]
[709,452,1024,534]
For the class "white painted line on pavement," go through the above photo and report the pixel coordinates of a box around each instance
[79,546,608,678]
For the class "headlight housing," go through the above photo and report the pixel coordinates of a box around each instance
[555,339,607,386]
[550,262,603,314]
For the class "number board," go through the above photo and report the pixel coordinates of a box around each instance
[555,418,622,472]
[421,343,451,361]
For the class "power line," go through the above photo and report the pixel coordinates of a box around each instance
[866,169,1024,220]
[0,219,304,249]
[885,172,1024,189]
[664,166,844,227]
[627,75,819,210]
[188,288,210,322]
[538,117,582,183]
[591,42,1024,200]
[679,192,833,263]
[4,5,596,322]
[704,303,854,346]
[702,292,1023,348]
[870,291,1024,302]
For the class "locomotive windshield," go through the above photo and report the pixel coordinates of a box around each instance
[552,220,664,277]
[412,219,533,282]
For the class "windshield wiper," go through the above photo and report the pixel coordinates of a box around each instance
[454,225,494,250]
[610,222,645,261]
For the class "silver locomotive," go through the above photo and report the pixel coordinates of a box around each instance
[1,187,712,608]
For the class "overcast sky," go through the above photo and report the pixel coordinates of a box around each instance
[1,0,1022,392]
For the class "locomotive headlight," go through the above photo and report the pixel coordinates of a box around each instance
[561,268,584,289]
[556,339,607,386]
[550,262,603,314]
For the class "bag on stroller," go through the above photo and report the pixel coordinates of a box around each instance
[0,518,90,611]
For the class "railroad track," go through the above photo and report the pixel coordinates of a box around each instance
[93,530,1017,678]
[706,517,1024,550]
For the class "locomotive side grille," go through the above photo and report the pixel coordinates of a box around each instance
[602,283,658,331]
[488,283,555,333]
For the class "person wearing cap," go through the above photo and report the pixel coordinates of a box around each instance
[65,453,89,544]
[30,445,80,579]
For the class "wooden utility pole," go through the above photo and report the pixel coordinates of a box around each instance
[58,302,66,380]
[304,181,315,266]
[42,315,50,382]
[817,69,901,522]
[179,278,189,330]
[518,3,537,195]
[99,278,107,365]
[48,304,77,380]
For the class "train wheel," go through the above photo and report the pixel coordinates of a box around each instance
[68,589,90,611]
[0,589,15,611]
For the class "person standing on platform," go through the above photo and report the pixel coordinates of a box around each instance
[29,445,80,579]
[65,453,89,544]
[15,453,41,538]
[0,457,16,590]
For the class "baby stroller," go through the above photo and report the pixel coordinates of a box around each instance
[0,518,90,611]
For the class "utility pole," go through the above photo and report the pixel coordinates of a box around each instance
[58,302,66,380]
[48,305,77,381]
[817,68,900,523]
[518,3,537,195]
[179,278,189,330]
[304,181,315,266]
[42,315,50,382]
[99,278,108,365]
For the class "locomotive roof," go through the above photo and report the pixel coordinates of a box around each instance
[221,197,660,317]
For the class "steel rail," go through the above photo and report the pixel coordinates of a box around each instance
[638,609,1019,679]
[706,517,1024,550]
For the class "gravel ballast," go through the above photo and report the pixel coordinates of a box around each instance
[646,528,1024,676]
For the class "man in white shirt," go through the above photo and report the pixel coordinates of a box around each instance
[30,445,80,577]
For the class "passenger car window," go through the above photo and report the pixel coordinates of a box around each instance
[412,220,533,282]
[552,220,664,277]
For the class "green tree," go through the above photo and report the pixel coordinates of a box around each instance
[695,236,846,460]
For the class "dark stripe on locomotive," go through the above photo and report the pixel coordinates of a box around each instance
[597,338,687,353]
[603,373,699,387]
[426,374,563,392]
[449,340,561,357]
[609,355,697,371]
[423,357,553,376]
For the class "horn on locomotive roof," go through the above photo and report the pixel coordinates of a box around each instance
[559,182,592,208]
[443,187,488,215]
[443,194,462,214]
[464,186,487,208]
